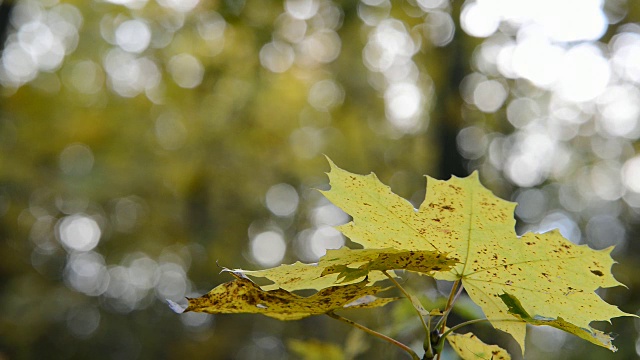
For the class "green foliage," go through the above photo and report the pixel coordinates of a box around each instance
[174,159,634,359]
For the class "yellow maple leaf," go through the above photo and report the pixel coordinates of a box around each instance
[322,158,633,353]
[177,271,391,320]
[240,247,455,291]
[320,247,456,283]
[446,331,510,360]
[240,261,358,292]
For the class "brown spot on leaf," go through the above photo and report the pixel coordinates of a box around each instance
[591,270,604,277]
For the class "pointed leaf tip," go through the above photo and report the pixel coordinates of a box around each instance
[167,299,186,314]
[219,267,250,279]
[324,155,337,172]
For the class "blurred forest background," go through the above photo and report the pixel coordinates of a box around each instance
[1,0,640,359]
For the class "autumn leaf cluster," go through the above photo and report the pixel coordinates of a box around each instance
[172,158,633,358]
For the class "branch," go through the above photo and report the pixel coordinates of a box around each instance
[326,311,420,360]
[382,271,435,359]
[434,279,462,332]
[432,280,464,360]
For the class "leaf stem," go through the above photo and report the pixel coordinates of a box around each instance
[326,311,420,360]
[431,280,464,360]
[450,281,465,307]
[382,271,430,333]
[425,314,434,358]
[442,318,490,338]
[442,317,523,338]
[435,279,462,332]
[382,271,434,359]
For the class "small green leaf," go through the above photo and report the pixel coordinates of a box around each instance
[498,292,531,318]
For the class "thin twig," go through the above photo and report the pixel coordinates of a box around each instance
[450,281,465,307]
[382,271,430,334]
[382,271,434,359]
[326,311,420,360]
[433,280,463,360]
[434,279,461,332]
[425,313,434,358]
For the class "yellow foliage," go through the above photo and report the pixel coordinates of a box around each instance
[182,271,392,320]
[240,247,454,292]
[322,158,633,353]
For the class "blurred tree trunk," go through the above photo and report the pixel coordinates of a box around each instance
[432,1,468,178]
